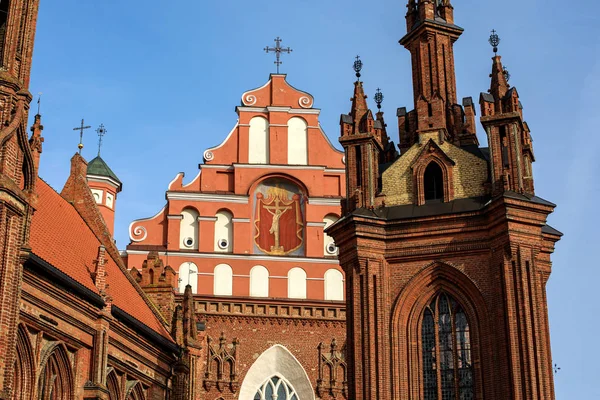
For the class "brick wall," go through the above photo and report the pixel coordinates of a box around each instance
[382,132,488,205]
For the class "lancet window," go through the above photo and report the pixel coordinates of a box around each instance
[424,162,444,202]
[422,292,473,400]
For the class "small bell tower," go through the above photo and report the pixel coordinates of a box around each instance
[398,0,478,151]
[86,125,122,237]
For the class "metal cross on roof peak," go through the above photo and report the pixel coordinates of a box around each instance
[73,119,91,154]
[96,124,107,156]
[264,37,292,74]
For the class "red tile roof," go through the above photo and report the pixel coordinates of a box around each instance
[30,178,172,340]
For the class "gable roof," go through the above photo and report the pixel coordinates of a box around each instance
[29,178,171,340]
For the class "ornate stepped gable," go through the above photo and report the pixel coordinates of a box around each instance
[126,73,346,303]
[126,72,349,400]
[328,1,562,399]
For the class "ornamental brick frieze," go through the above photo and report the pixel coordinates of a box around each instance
[193,298,346,322]
[203,332,239,393]
[204,314,346,329]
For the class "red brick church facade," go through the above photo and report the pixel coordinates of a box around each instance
[0,0,561,400]
[328,1,562,399]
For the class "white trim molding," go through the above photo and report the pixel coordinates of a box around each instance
[167,192,249,204]
[123,249,339,264]
[308,198,343,206]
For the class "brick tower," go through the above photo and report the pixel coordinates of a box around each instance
[0,1,40,398]
[329,1,562,399]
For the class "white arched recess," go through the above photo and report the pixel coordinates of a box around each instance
[238,345,315,400]
[324,269,344,301]
[178,262,198,294]
[287,117,308,165]
[323,214,339,256]
[214,210,233,252]
[249,116,269,164]
[287,267,307,299]
[180,208,199,250]
[213,264,233,296]
[250,265,269,297]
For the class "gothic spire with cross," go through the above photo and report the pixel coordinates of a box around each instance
[264,37,292,74]
[73,118,91,154]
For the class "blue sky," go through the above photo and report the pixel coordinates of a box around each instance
[30,0,599,397]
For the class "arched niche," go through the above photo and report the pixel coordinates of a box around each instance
[324,269,344,301]
[14,324,35,400]
[323,214,339,256]
[238,345,314,400]
[250,265,269,297]
[287,267,307,299]
[249,116,269,164]
[287,117,308,165]
[214,264,233,296]
[214,210,233,252]
[252,177,306,256]
[180,208,199,250]
[178,262,199,294]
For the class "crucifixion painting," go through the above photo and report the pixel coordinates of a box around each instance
[254,180,304,256]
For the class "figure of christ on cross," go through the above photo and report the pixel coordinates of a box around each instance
[264,197,292,254]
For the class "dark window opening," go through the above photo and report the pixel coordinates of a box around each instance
[355,146,362,188]
[500,126,510,169]
[424,162,444,202]
[422,292,474,400]
[0,1,9,65]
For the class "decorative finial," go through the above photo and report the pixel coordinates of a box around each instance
[353,55,363,81]
[503,66,511,83]
[489,29,500,55]
[374,88,384,110]
[96,124,107,156]
[36,92,42,115]
[264,37,293,74]
[73,118,91,154]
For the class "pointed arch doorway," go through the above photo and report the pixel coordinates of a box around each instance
[238,345,314,400]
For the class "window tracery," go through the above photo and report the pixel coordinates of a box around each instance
[422,292,473,400]
[253,375,298,400]
[37,343,74,400]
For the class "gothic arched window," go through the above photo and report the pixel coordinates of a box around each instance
[254,375,299,400]
[422,292,473,400]
[38,344,74,400]
[424,162,444,202]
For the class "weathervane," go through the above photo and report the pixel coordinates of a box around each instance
[489,29,500,55]
[73,118,91,154]
[353,55,363,81]
[96,124,107,156]
[264,37,292,74]
[36,92,42,115]
[374,88,384,110]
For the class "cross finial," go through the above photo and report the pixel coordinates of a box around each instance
[353,55,363,82]
[96,124,107,156]
[36,92,42,115]
[73,119,91,154]
[374,88,384,110]
[489,29,500,55]
[264,37,293,74]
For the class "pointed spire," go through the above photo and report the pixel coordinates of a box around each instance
[29,113,44,174]
[489,30,509,101]
[349,56,370,133]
